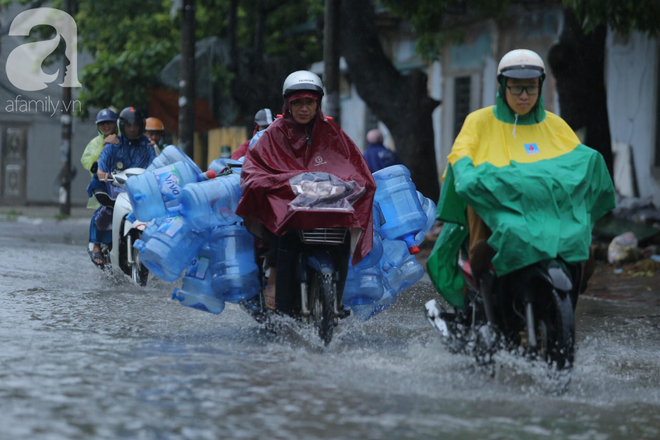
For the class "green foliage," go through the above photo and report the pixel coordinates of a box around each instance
[563,0,660,36]
[2,0,324,119]
[72,0,180,118]
[263,1,324,59]
[381,0,509,61]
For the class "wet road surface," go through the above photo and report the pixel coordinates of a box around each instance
[1,217,659,439]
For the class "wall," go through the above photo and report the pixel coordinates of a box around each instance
[605,31,660,204]
[0,2,97,206]
[339,83,368,151]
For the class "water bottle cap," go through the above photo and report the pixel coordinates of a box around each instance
[408,245,420,255]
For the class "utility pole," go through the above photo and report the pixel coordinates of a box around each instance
[179,0,196,157]
[323,0,341,125]
[59,0,72,216]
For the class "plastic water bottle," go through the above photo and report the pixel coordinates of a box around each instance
[147,145,202,174]
[354,202,384,270]
[415,191,437,245]
[208,158,244,176]
[172,245,226,314]
[127,161,203,222]
[179,173,242,230]
[209,225,260,302]
[133,215,208,282]
[350,290,397,322]
[343,263,385,306]
[381,239,424,296]
[373,165,426,254]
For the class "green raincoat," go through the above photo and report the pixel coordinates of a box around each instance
[81,133,106,209]
[427,81,615,307]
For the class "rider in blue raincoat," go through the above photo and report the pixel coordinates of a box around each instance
[97,108,156,177]
[86,107,156,266]
[363,129,401,173]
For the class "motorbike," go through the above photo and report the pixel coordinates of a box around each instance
[242,172,365,345]
[90,165,150,286]
[425,242,583,369]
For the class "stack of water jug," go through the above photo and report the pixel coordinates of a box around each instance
[343,165,436,321]
[126,147,435,321]
[126,145,259,315]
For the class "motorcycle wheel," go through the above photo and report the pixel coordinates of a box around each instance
[309,272,335,345]
[131,242,149,287]
[537,289,575,369]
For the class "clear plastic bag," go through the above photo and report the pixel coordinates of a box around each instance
[288,172,365,212]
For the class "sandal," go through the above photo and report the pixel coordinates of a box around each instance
[90,250,106,268]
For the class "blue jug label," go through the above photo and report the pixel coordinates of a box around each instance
[158,216,184,238]
[155,166,183,203]
[188,256,209,279]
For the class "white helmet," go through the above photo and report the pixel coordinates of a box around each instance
[497,49,545,79]
[282,70,324,100]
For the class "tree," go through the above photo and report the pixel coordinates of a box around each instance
[6,0,324,121]
[549,0,660,181]
[340,1,508,201]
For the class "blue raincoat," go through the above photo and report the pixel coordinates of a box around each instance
[363,143,401,173]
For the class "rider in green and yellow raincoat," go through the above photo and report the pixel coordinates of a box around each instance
[427,49,615,308]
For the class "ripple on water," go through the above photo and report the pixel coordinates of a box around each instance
[2,227,660,439]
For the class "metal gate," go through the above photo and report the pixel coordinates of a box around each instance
[0,126,28,203]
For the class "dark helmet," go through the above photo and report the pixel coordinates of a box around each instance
[95,108,117,125]
[118,107,145,139]
[254,108,274,127]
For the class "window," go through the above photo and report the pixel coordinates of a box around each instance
[454,76,471,138]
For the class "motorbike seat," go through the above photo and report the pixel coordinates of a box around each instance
[93,189,116,207]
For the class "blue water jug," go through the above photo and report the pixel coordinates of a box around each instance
[381,240,424,295]
[133,215,208,282]
[415,191,437,245]
[147,145,202,174]
[179,172,242,231]
[209,225,260,302]
[373,165,426,254]
[380,238,425,295]
[140,220,160,243]
[208,158,243,176]
[355,202,384,270]
[350,290,397,322]
[127,161,202,222]
[172,245,226,314]
[343,263,385,306]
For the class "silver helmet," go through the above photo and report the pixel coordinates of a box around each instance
[282,70,324,100]
[254,108,274,127]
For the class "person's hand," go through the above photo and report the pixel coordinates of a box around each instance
[97,170,109,181]
[104,134,119,145]
[148,138,157,147]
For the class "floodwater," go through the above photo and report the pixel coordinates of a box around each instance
[1,217,659,439]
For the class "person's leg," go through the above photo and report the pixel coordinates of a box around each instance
[89,207,112,265]
[264,232,280,310]
[466,206,493,279]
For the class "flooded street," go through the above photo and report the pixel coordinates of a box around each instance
[1,217,660,439]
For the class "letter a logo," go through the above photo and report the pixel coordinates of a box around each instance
[6,8,82,91]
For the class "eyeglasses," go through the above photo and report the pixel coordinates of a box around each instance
[507,86,539,95]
